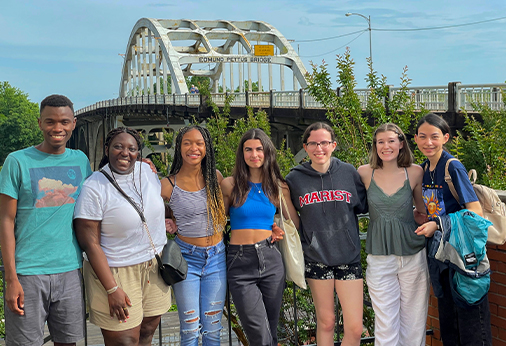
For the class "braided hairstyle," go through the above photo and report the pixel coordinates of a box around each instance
[170,125,226,234]
[99,127,143,169]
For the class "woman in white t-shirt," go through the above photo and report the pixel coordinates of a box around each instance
[74,127,171,345]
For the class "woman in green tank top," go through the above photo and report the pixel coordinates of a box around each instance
[357,123,429,346]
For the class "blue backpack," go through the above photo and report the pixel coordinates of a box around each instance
[448,210,492,305]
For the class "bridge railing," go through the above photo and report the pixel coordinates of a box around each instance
[458,83,504,111]
[392,85,449,111]
[273,91,300,108]
[75,83,505,116]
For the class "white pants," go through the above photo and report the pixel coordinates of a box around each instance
[366,249,429,346]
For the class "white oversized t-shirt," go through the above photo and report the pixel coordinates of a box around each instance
[74,162,166,267]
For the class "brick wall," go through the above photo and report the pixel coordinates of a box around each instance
[426,192,506,345]
[426,240,506,345]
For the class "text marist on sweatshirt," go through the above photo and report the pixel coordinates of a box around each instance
[299,190,352,207]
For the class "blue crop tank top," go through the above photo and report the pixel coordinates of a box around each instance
[229,182,276,231]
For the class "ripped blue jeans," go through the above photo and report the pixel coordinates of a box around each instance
[173,237,227,346]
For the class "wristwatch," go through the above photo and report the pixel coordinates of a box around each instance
[434,217,441,230]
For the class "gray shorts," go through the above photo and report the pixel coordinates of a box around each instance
[5,269,85,346]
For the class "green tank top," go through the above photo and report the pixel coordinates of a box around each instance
[365,168,425,256]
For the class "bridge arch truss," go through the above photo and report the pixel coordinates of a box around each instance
[119,18,308,96]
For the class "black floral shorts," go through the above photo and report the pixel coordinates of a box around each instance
[305,261,363,280]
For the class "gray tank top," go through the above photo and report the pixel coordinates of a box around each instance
[168,176,214,237]
[366,168,425,256]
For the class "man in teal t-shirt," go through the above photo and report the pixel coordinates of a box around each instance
[0,95,92,346]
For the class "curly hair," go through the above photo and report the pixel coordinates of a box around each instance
[169,125,226,234]
[231,128,285,207]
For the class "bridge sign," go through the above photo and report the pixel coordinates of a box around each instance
[254,45,274,56]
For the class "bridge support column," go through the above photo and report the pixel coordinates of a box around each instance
[448,81,461,113]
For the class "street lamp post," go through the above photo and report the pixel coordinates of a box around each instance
[345,12,372,64]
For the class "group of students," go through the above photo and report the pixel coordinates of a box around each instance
[0,93,491,346]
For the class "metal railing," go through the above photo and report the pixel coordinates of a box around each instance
[75,83,506,116]
[459,83,505,111]
[0,234,432,346]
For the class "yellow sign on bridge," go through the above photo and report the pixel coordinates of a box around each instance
[254,45,274,56]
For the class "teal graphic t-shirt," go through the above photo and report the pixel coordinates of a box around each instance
[0,147,92,275]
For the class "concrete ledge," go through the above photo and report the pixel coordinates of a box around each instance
[497,190,506,204]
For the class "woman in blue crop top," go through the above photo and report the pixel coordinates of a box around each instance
[160,125,227,346]
[221,128,299,346]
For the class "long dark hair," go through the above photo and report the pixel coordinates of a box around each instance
[416,113,451,153]
[169,125,226,233]
[99,127,142,169]
[416,113,451,136]
[231,128,285,207]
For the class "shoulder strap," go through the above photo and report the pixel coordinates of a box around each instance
[100,169,161,258]
[278,185,292,223]
[444,158,460,204]
[100,170,146,223]
[167,174,175,187]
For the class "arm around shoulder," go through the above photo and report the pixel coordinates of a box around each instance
[160,176,175,202]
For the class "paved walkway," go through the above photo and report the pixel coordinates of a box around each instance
[1,311,241,346]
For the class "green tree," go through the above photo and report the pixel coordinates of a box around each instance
[151,76,211,95]
[152,77,171,94]
[187,76,210,92]
[307,49,420,167]
[234,80,263,92]
[0,82,42,165]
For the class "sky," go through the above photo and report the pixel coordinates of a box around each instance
[1,0,505,110]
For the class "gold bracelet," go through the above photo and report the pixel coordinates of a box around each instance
[106,285,118,295]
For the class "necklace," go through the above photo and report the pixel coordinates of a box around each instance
[251,182,263,194]
[429,169,436,185]
[111,165,144,213]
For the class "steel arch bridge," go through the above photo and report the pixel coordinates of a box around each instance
[119,18,308,96]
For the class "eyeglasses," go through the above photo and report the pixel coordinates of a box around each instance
[305,141,333,149]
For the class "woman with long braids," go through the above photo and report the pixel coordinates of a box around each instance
[221,128,298,346]
[73,127,171,345]
[160,125,227,346]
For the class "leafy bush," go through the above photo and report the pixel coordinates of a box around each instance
[306,49,422,167]
[450,95,506,189]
